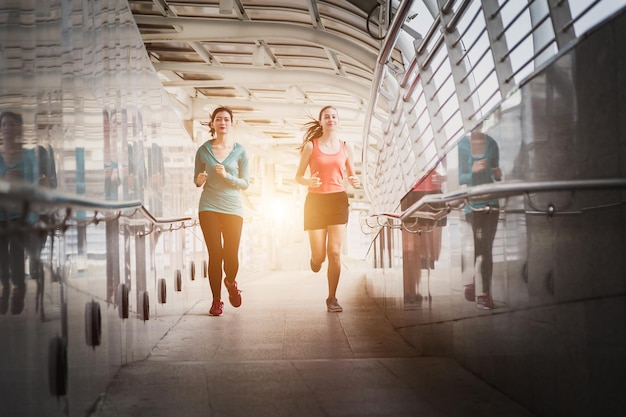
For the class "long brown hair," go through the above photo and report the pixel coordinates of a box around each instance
[298,105,337,151]
[207,106,234,137]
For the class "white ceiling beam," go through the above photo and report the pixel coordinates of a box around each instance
[154,63,371,99]
[190,98,366,122]
[133,15,378,71]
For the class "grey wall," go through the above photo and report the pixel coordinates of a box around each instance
[366,7,626,417]
[0,2,204,416]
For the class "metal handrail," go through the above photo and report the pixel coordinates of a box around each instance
[378,178,626,223]
[0,179,192,227]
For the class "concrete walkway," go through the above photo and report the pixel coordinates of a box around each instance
[94,266,536,417]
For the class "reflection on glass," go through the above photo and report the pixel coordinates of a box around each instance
[401,168,446,309]
[1,110,59,316]
[458,123,502,310]
[28,141,58,321]
[1,1,198,414]
[1,111,30,315]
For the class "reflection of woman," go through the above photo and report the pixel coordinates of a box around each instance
[29,144,57,319]
[458,126,502,310]
[0,111,38,315]
[295,106,360,312]
[194,107,249,317]
[402,170,444,308]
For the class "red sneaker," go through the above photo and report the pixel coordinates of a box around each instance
[224,279,242,307]
[476,294,494,310]
[209,299,223,316]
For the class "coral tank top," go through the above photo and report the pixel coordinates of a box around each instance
[308,139,347,194]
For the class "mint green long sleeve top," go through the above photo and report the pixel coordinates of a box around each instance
[194,140,249,218]
[458,134,501,214]
[0,147,39,221]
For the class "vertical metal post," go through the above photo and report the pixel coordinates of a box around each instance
[134,225,147,318]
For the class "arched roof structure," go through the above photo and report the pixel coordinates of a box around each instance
[128,0,626,213]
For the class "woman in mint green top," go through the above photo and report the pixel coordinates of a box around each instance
[194,107,249,316]
[195,141,249,217]
[458,125,502,310]
[0,111,39,315]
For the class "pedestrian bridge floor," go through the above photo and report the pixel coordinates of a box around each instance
[95,267,536,417]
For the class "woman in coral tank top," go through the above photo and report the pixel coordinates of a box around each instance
[295,106,360,312]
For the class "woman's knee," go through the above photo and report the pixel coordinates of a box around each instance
[327,247,341,262]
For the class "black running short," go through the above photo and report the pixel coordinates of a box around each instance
[303,191,349,230]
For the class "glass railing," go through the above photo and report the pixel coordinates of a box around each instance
[366,178,626,229]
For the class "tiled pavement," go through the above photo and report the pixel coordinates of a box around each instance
[94,267,536,417]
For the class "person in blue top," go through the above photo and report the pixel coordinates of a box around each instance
[0,111,40,314]
[458,123,502,310]
[194,107,249,316]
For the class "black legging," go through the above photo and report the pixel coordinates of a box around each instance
[466,211,499,294]
[0,226,25,291]
[199,211,243,300]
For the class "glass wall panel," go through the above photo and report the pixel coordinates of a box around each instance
[0,1,199,416]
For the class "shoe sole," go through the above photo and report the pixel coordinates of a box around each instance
[226,289,241,308]
[310,259,321,273]
[224,280,242,307]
